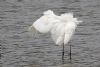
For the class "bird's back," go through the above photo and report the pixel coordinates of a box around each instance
[29,10,60,34]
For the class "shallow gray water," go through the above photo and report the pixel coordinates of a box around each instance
[1,0,100,67]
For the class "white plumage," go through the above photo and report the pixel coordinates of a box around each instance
[29,10,82,63]
[29,10,82,45]
[29,10,59,34]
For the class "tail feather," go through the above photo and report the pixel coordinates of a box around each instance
[28,26,39,37]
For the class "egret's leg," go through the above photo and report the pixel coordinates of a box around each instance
[62,43,65,64]
[69,44,72,63]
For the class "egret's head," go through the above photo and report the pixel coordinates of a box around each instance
[43,10,54,15]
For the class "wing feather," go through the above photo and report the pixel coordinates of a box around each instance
[33,15,52,33]
[51,23,65,45]
[31,10,59,34]
[64,23,75,44]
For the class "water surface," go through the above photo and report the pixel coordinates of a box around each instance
[1,0,100,67]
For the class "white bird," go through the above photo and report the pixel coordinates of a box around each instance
[28,10,82,63]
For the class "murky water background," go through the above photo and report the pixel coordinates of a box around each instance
[1,0,100,67]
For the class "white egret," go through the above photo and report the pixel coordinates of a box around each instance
[28,10,82,63]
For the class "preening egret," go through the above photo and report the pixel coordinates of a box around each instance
[29,10,82,63]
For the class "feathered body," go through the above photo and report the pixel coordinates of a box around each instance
[29,10,82,45]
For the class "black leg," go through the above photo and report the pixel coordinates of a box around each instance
[62,43,65,64]
[69,44,72,63]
